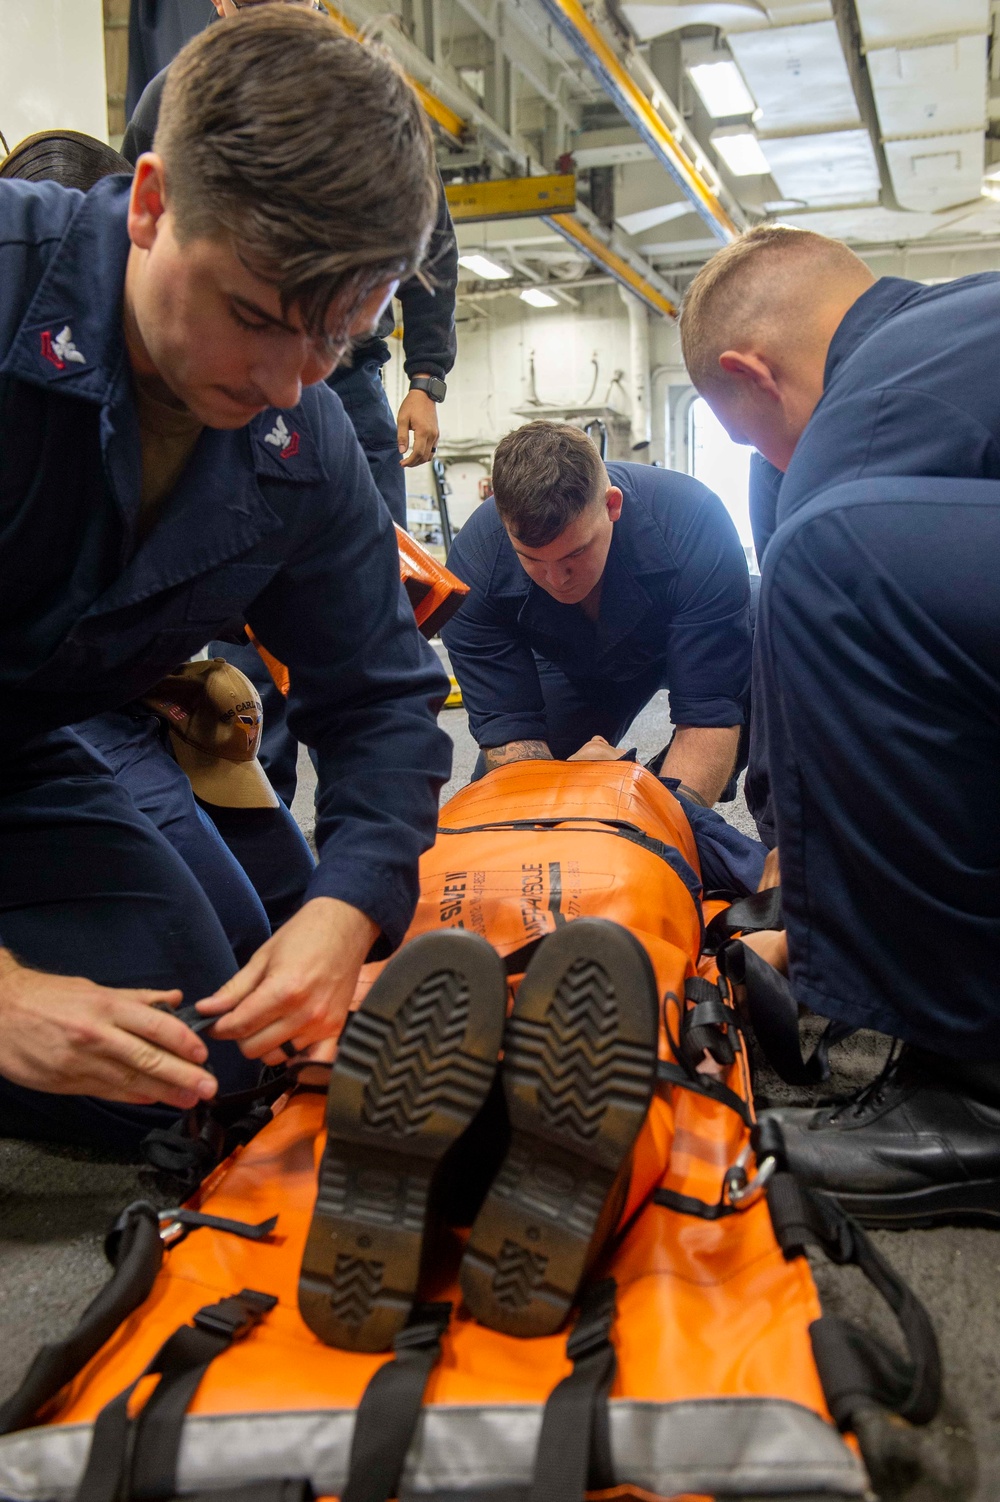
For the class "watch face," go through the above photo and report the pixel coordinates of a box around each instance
[414,377,446,402]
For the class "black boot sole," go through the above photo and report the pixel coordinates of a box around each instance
[459,919,658,1339]
[298,930,506,1351]
[835,1177,1000,1229]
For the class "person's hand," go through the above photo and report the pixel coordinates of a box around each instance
[0,949,217,1106]
[397,387,439,468]
[567,735,628,763]
[758,845,780,891]
[196,897,379,1063]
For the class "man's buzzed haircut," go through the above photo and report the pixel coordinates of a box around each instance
[680,224,873,391]
[491,421,607,549]
[155,7,437,341]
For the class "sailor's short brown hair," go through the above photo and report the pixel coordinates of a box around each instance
[491,422,607,549]
[680,224,871,390]
[154,6,437,341]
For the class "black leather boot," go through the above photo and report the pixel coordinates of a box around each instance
[755,1044,1000,1227]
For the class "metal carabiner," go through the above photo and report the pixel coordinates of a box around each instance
[723,1143,777,1208]
[157,1210,188,1247]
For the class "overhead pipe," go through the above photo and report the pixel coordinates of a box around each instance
[619,285,652,452]
[533,0,740,244]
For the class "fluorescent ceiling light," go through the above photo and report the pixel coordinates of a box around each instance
[520,288,559,308]
[711,128,770,177]
[458,254,511,280]
[687,60,756,119]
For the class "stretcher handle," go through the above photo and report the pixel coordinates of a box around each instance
[766,1173,941,1431]
[0,1202,163,1436]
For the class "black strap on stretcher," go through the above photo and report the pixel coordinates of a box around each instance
[75,1288,277,1502]
[766,1173,941,1458]
[702,886,853,1086]
[702,885,784,952]
[529,1279,618,1502]
[717,939,855,1086]
[340,1302,452,1502]
[0,1202,164,1437]
[0,1201,281,1439]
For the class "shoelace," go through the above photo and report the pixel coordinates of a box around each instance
[823,1039,906,1124]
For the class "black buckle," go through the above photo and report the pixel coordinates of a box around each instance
[193,1289,277,1341]
[392,1301,452,1353]
[566,1280,616,1362]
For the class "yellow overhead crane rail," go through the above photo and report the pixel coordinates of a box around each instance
[544,214,678,318]
[533,0,739,245]
[318,0,678,315]
[445,174,577,222]
[317,0,466,141]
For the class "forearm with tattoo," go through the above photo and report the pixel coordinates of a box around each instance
[483,739,554,772]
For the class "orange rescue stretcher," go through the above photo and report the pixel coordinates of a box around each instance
[0,763,940,1502]
[250,527,468,697]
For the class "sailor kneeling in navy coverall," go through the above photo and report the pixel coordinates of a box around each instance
[682,224,1000,1227]
[442,420,752,809]
[0,132,317,966]
[0,10,450,1154]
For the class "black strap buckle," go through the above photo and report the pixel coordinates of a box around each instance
[392,1302,452,1353]
[566,1280,616,1362]
[193,1289,277,1341]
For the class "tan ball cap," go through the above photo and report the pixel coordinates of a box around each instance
[143,658,279,809]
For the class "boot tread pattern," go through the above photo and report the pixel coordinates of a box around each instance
[491,1239,548,1310]
[314,1154,427,1232]
[336,972,491,1135]
[328,1252,384,1330]
[507,958,650,1139]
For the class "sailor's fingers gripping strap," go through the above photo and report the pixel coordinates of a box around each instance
[766,1173,942,1437]
[0,1202,164,1438]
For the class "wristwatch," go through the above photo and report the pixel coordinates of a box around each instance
[409,375,447,403]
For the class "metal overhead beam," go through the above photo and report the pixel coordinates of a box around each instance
[531,0,741,244]
[323,0,675,310]
[543,209,679,316]
[446,173,576,220]
[319,0,467,138]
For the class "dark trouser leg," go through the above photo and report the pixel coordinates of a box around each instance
[760,484,1000,1058]
[0,730,258,1154]
[208,640,300,808]
[328,358,408,527]
[201,800,315,932]
[78,710,271,966]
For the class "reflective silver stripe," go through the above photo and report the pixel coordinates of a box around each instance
[0,1398,866,1501]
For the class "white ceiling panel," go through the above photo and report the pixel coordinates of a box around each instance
[725,0,831,30]
[728,22,860,134]
[867,36,987,138]
[619,1,770,42]
[780,205,942,241]
[883,130,985,211]
[759,128,881,205]
[854,0,990,49]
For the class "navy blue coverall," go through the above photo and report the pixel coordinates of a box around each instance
[757,274,1000,1058]
[442,463,751,774]
[0,177,451,1148]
